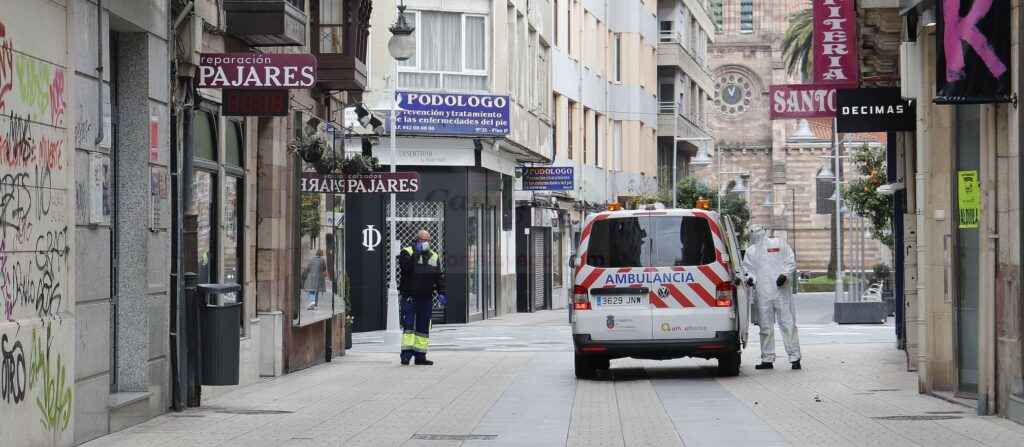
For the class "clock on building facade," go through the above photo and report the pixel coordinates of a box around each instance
[713,69,756,118]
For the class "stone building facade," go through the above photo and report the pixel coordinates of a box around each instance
[693,0,888,272]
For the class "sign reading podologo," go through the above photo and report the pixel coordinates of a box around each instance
[196,53,317,89]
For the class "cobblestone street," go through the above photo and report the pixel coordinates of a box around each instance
[82,295,1024,446]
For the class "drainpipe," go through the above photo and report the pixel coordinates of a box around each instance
[94,0,104,146]
[915,42,928,385]
[577,2,585,216]
[603,0,610,203]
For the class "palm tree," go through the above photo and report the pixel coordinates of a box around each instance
[781,9,813,78]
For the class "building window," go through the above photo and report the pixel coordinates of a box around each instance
[191,110,247,330]
[537,45,550,113]
[317,0,344,53]
[659,20,673,42]
[552,230,563,289]
[567,101,575,160]
[554,0,560,47]
[399,10,489,91]
[712,0,723,30]
[593,114,600,167]
[613,34,622,82]
[613,121,622,171]
[740,0,754,33]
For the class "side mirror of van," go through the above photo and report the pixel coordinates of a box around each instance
[569,256,577,269]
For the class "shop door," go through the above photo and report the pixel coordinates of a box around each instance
[486,206,497,316]
[386,201,446,323]
[953,105,980,399]
[531,229,550,311]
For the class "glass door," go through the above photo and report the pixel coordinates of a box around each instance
[486,206,497,315]
[468,206,482,317]
[954,105,980,399]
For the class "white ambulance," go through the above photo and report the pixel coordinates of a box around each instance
[569,206,750,378]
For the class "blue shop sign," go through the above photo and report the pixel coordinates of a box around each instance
[394,91,510,136]
[521,167,574,191]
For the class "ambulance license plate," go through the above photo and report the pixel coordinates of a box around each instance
[595,296,644,306]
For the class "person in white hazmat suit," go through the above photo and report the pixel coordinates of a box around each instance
[742,224,802,370]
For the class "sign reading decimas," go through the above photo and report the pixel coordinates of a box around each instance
[395,92,510,136]
[520,167,574,191]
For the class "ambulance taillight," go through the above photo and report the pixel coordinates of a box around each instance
[573,285,591,310]
[715,282,735,307]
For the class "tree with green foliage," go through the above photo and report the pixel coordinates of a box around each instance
[842,145,893,246]
[781,9,813,78]
[659,176,752,243]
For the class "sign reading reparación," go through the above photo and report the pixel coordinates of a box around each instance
[836,88,916,133]
[300,172,421,194]
[196,53,317,89]
[395,92,511,136]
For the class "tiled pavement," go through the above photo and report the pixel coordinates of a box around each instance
[84,295,1024,446]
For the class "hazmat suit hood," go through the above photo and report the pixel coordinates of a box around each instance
[747,224,767,246]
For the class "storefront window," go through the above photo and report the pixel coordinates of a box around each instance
[190,111,246,332]
[293,116,344,327]
[191,171,216,284]
[468,206,482,316]
[223,177,242,291]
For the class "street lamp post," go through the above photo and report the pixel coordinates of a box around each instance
[382,3,415,333]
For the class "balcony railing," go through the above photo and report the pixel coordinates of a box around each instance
[657,31,712,77]
[658,101,711,136]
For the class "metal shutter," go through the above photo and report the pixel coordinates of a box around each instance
[532,231,547,311]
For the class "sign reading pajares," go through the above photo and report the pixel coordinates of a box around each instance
[936,0,1011,104]
[196,53,317,89]
[395,92,510,136]
[836,88,915,133]
[301,172,421,194]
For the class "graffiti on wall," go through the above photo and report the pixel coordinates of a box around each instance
[0,16,72,438]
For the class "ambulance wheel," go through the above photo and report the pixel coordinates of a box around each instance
[718,352,741,376]
[574,353,597,379]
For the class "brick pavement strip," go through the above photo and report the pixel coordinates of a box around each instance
[82,317,1024,447]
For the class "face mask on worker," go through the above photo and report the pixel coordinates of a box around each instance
[748,225,766,244]
[420,241,430,251]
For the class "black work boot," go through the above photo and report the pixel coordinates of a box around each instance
[791,360,802,370]
[755,362,774,370]
[400,358,410,365]
[414,359,434,366]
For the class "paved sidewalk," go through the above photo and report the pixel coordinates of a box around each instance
[83,307,1024,446]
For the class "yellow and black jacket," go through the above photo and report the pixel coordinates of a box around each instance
[397,246,446,300]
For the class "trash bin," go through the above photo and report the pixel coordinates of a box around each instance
[198,283,241,386]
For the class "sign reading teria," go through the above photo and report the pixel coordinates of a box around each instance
[300,172,421,194]
[395,92,511,136]
[196,53,317,89]
[813,0,858,85]
[836,88,916,133]
[769,85,839,120]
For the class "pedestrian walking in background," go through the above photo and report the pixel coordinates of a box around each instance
[397,230,446,365]
[304,249,326,310]
[743,224,802,370]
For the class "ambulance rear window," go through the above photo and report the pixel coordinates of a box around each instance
[586,216,716,267]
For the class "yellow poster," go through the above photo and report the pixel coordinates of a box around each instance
[958,170,980,229]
